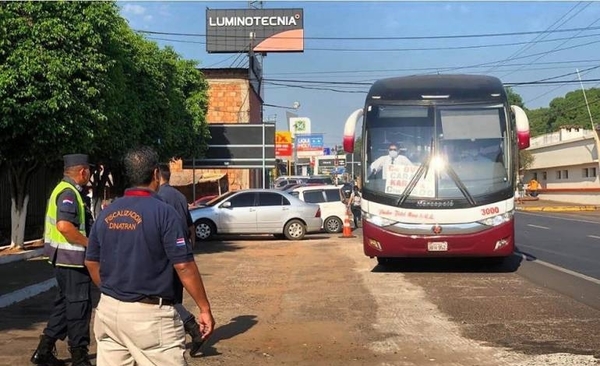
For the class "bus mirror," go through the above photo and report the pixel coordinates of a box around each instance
[511,105,530,150]
[343,108,363,153]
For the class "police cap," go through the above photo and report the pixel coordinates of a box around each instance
[63,154,90,169]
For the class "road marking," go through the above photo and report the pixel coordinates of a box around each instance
[587,235,600,239]
[0,278,57,308]
[519,211,600,224]
[515,251,600,285]
[527,224,550,230]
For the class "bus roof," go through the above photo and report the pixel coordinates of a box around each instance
[367,74,506,102]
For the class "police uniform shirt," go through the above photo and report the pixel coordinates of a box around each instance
[86,188,193,302]
[157,183,193,228]
[56,177,84,229]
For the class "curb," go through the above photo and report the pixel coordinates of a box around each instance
[0,278,56,308]
[516,206,598,212]
[0,248,45,265]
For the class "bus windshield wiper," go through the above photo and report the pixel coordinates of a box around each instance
[445,165,476,206]
[396,152,432,207]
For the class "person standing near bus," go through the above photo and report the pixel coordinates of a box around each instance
[85,146,215,366]
[348,186,362,229]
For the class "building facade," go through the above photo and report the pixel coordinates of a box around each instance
[523,127,600,204]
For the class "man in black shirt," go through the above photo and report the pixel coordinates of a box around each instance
[158,163,205,357]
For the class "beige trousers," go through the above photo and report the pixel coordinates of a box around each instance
[94,294,186,366]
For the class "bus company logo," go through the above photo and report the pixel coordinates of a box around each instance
[431,225,442,235]
[416,200,454,208]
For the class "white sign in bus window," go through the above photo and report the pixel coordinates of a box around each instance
[385,164,435,198]
[440,109,501,140]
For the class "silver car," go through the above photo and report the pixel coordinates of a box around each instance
[190,189,323,241]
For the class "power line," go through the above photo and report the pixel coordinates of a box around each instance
[146,33,600,53]
[485,2,590,74]
[135,24,600,41]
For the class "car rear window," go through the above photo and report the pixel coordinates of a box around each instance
[303,190,325,203]
[324,189,342,202]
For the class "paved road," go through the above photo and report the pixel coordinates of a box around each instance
[515,211,600,280]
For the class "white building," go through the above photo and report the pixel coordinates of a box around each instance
[523,127,600,204]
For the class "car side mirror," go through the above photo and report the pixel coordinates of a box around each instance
[221,201,232,209]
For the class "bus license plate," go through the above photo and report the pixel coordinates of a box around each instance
[427,241,448,252]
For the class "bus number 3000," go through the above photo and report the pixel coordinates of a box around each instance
[481,207,500,216]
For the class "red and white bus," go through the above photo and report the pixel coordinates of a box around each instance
[343,74,530,265]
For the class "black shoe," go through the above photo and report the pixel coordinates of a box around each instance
[69,346,92,366]
[30,335,65,366]
[183,317,205,357]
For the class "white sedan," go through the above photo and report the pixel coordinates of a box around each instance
[190,189,323,241]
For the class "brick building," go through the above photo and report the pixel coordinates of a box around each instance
[170,67,265,201]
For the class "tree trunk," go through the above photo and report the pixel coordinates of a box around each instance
[7,161,38,249]
[10,195,29,249]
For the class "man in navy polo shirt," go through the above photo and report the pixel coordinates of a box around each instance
[158,163,205,357]
[85,146,215,366]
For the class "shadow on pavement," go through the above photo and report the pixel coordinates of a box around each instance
[194,315,258,357]
[370,254,523,274]
[0,283,101,333]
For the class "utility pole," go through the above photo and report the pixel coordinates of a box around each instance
[576,68,600,176]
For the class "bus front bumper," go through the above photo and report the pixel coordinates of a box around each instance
[362,220,514,258]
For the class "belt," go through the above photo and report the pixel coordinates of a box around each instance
[137,296,175,306]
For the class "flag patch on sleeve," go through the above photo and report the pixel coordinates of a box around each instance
[62,199,74,205]
[176,238,186,247]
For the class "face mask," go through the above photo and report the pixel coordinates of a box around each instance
[389,150,399,159]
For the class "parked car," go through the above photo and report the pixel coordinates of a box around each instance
[190,189,322,241]
[289,185,347,233]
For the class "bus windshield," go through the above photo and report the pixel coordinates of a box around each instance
[364,104,511,204]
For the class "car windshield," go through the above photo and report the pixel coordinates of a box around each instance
[203,191,236,207]
[364,104,511,204]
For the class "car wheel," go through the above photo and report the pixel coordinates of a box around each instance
[195,219,215,241]
[284,219,306,240]
[323,216,343,233]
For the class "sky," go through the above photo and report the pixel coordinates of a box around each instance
[119,1,600,148]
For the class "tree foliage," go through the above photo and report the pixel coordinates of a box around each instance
[0,2,210,247]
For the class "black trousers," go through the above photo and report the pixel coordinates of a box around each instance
[351,206,362,227]
[43,266,92,348]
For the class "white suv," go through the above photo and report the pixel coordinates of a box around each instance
[290,185,347,233]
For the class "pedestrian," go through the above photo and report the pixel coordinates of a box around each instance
[527,178,541,197]
[31,154,94,366]
[348,186,362,228]
[85,146,215,366]
[157,162,205,357]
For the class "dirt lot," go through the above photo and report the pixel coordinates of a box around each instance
[1,232,599,366]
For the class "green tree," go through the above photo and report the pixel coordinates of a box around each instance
[0,2,121,248]
[505,87,524,108]
[546,88,600,131]
[0,2,210,247]
[519,149,534,171]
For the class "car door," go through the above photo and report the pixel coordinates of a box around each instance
[256,192,290,233]
[218,192,257,233]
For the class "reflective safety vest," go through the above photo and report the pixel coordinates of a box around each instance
[44,181,86,268]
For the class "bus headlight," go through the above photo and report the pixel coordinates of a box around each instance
[478,211,514,227]
[364,213,396,227]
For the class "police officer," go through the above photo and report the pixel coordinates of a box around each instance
[157,163,205,357]
[85,146,215,366]
[31,154,93,366]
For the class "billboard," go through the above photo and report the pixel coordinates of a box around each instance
[289,117,311,138]
[275,131,292,158]
[296,133,324,158]
[182,124,275,168]
[206,8,304,53]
